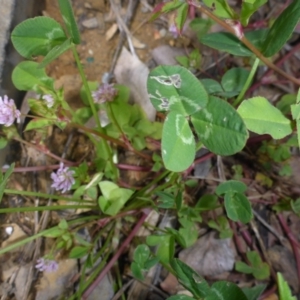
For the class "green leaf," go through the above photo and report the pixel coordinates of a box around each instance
[175,3,188,31]
[206,281,248,300]
[242,285,266,300]
[200,29,267,56]
[191,96,248,156]
[98,181,134,216]
[69,246,89,258]
[57,0,81,44]
[200,79,223,95]
[11,16,67,59]
[25,119,55,131]
[195,194,218,211]
[221,68,250,98]
[277,272,296,300]
[224,192,253,223]
[43,227,64,238]
[216,180,247,195]
[0,164,14,204]
[39,38,72,68]
[237,96,292,139]
[156,191,175,209]
[262,0,300,57]
[236,251,270,280]
[189,18,214,39]
[0,137,8,149]
[12,61,54,92]
[73,107,93,124]
[146,234,175,263]
[133,245,150,266]
[276,94,297,115]
[170,259,210,298]
[202,0,237,18]
[147,65,208,115]
[241,0,267,26]
[131,262,145,281]
[162,112,195,172]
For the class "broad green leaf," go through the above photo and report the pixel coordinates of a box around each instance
[277,94,297,115]
[170,259,210,298]
[247,251,270,279]
[206,281,248,300]
[216,180,247,195]
[0,137,8,149]
[43,227,64,238]
[12,61,54,92]
[73,107,93,124]
[224,192,252,223]
[200,79,223,95]
[237,96,292,139]
[39,38,72,68]
[242,285,266,300]
[69,246,89,258]
[175,3,188,31]
[189,18,214,39]
[131,262,144,280]
[98,182,133,216]
[200,29,267,56]
[278,272,296,300]
[221,68,250,98]
[99,181,118,200]
[162,112,195,172]
[146,234,175,263]
[0,164,14,204]
[202,0,237,18]
[241,0,267,26]
[147,65,208,115]
[11,16,67,59]
[133,245,150,266]
[25,119,55,131]
[195,194,218,211]
[191,96,248,156]
[262,0,300,57]
[57,0,81,44]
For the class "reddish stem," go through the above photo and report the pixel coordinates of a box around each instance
[82,209,150,299]
[277,213,300,287]
[117,164,152,172]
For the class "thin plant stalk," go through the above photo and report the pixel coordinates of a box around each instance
[82,209,150,298]
[0,215,99,255]
[233,57,260,106]
[71,44,117,178]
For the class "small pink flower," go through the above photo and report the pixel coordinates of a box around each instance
[0,95,21,126]
[51,163,75,193]
[92,83,117,104]
[35,258,58,273]
[169,23,179,38]
[42,94,54,108]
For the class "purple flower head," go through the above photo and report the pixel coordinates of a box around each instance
[92,83,117,104]
[35,258,59,273]
[51,163,75,193]
[169,23,179,39]
[42,94,54,108]
[0,95,21,127]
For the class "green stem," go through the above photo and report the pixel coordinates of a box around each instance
[71,44,117,179]
[0,205,97,214]
[233,57,260,107]
[4,189,93,203]
[0,215,99,255]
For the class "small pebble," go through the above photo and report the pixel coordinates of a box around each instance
[82,17,98,29]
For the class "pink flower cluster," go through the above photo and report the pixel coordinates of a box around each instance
[92,83,117,104]
[0,95,21,126]
[35,258,58,273]
[51,163,75,193]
